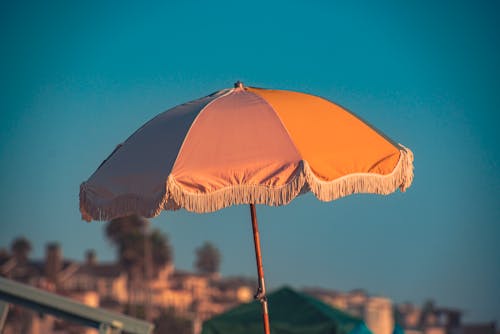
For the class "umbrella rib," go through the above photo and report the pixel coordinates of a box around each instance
[168,88,235,173]
[245,88,303,158]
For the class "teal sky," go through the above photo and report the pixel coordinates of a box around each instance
[1,0,499,323]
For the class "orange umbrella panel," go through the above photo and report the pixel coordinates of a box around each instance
[80,84,413,221]
[79,82,415,334]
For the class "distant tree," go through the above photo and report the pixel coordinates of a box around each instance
[154,309,192,334]
[106,215,150,276]
[105,214,173,320]
[106,214,149,244]
[195,242,221,274]
[150,230,173,273]
[11,237,32,263]
[106,215,173,270]
[117,231,146,274]
[0,248,9,262]
[420,299,436,327]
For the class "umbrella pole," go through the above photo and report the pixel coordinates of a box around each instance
[250,204,271,334]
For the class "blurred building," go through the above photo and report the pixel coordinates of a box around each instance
[1,242,495,334]
[303,287,496,334]
[304,287,394,334]
[462,322,497,334]
[395,301,463,334]
[0,243,254,334]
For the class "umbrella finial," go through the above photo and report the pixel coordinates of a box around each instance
[234,81,244,89]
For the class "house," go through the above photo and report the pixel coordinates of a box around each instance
[0,242,256,334]
[304,287,394,334]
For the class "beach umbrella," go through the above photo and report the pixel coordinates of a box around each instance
[80,82,414,334]
[202,286,374,334]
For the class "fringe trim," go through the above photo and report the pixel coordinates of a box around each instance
[79,183,173,222]
[80,147,414,221]
[305,145,414,202]
[165,163,307,214]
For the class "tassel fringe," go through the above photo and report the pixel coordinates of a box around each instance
[305,145,414,202]
[80,147,414,221]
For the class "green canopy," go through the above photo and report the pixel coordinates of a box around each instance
[202,287,373,334]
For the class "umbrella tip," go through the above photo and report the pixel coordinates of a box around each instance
[234,81,244,89]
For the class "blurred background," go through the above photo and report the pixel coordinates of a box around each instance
[0,1,498,334]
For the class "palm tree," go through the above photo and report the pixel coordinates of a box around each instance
[150,230,173,274]
[105,215,173,320]
[106,215,149,317]
[106,214,149,245]
[419,299,436,327]
[194,242,221,274]
[10,237,32,264]
[106,215,173,276]
[106,215,151,278]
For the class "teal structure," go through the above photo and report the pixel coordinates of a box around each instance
[202,287,373,334]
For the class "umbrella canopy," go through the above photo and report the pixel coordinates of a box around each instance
[80,82,414,334]
[80,82,413,221]
[201,286,373,334]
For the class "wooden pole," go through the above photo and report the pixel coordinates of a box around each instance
[249,204,271,334]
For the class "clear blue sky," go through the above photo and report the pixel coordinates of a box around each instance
[1,0,499,324]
